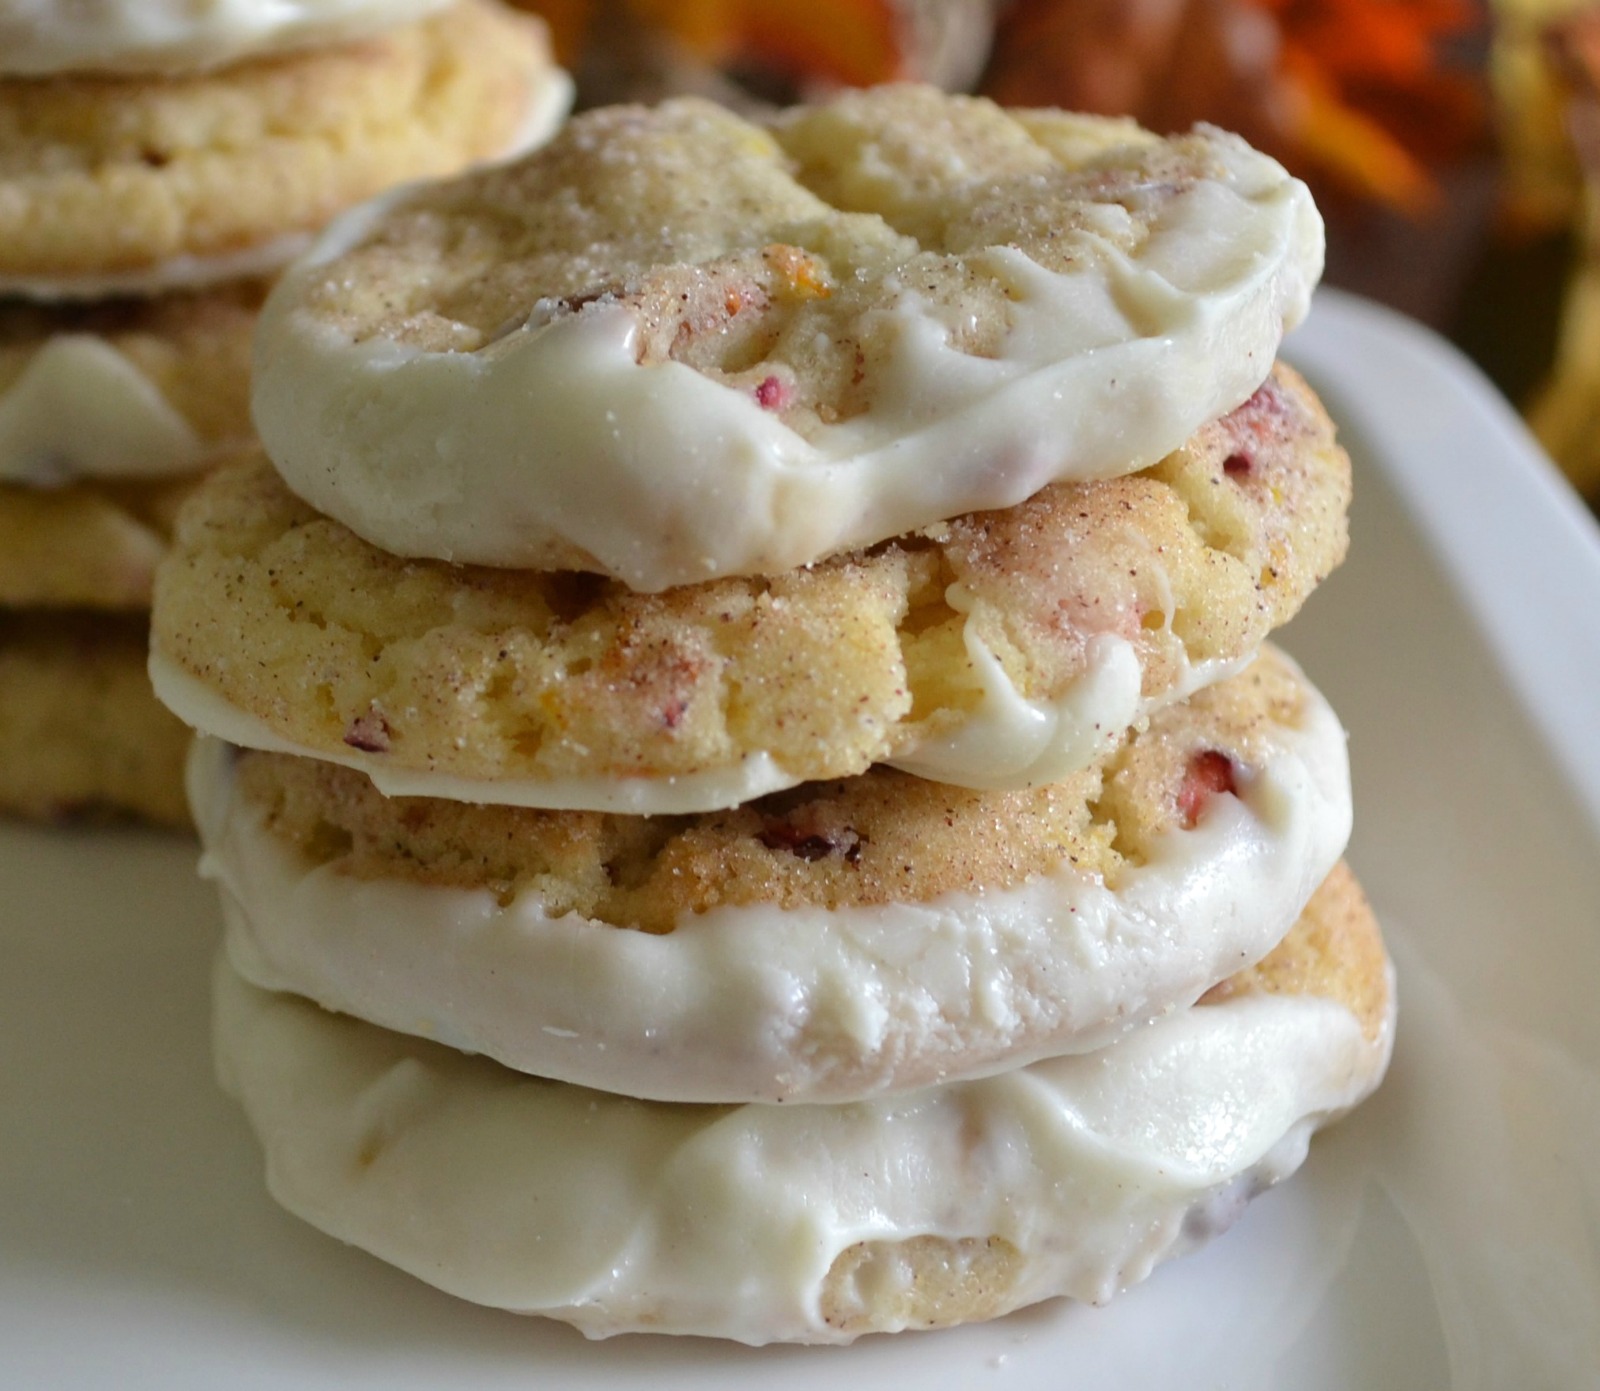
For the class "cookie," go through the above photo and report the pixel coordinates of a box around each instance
[192,648,1351,1103]
[0,283,261,487]
[1,0,453,78]
[252,87,1323,588]
[0,611,190,824]
[210,864,1392,1343]
[151,365,1349,811]
[0,288,251,610]
[0,0,570,295]
[0,474,196,609]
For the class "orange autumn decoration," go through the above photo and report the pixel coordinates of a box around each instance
[519,0,995,96]
[630,0,904,88]
[516,0,1482,215]
[985,0,1484,212]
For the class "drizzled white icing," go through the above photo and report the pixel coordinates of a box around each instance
[189,655,1351,1102]
[0,335,210,486]
[253,129,1324,590]
[0,0,451,76]
[212,956,1390,1344]
[889,608,1252,788]
[152,623,1250,812]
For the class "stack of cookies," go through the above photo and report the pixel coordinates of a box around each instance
[151,88,1395,1343]
[0,0,570,824]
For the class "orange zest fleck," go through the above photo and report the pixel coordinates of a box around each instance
[763,244,833,300]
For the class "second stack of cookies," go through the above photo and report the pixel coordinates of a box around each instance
[152,88,1393,1342]
[0,0,569,823]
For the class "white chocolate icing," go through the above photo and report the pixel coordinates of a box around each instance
[212,956,1391,1344]
[189,657,1351,1103]
[253,129,1324,590]
[0,335,210,486]
[0,234,314,305]
[889,601,1252,788]
[0,0,451,76]
[152,625,1250,812]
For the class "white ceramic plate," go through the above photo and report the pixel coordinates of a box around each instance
[3,291,1599,1389]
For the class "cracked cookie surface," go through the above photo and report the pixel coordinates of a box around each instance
[154,364,1348,808]
[222,647,1326,922]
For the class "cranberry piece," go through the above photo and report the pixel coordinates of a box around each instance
[1178,750,1237,827]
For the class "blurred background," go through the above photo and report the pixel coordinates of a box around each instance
[510,0,1600,510]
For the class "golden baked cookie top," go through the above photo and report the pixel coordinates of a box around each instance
[253,86,1324,589]
[0,0,570,296]
[0,0,452,77]
[192,647,1353,1102]
[153,364,1349,812]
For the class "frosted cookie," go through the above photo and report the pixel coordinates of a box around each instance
[0,0,452,77]
[252,87,1323,588]
[0,612,189,824]
[210,865,1393,1343]
[0,284,261,487]
[191,648,1351,1103]
[0,474,196,609]
[0,0,570,296]
[152,366,1349,811]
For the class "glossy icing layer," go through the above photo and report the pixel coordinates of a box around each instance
[192,654,1351,1102]
[0,0,451,75]
[213,957,1390,1343]
[254,127,1322,589]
